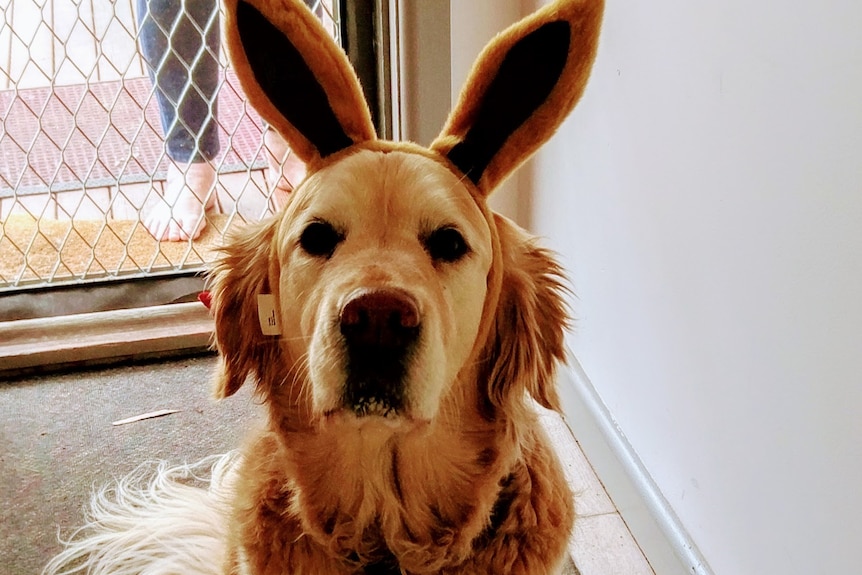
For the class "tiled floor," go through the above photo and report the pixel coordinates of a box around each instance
[537,406,656,575]
[0,72,278,288]
[0,74,266,197]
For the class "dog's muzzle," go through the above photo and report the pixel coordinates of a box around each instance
[339,288,420,417]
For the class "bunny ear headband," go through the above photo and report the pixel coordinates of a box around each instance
[223,0,603,198]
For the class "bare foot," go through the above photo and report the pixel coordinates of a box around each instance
[264,128,306,213]
[145,162,217,241]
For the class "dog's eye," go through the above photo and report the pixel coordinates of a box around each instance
[299,221,343,258]
[424,227,469,263]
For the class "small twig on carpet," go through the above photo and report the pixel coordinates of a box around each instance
[112,409,181,426]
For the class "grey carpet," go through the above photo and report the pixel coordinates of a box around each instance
[0,354,261,575]
[1,354,579,575]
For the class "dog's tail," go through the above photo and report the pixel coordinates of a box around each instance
[43,453,241,575]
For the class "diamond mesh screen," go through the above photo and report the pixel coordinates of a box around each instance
[0,0,339,289]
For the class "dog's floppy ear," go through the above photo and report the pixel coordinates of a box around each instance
[208,218,280,399]
[223,0,376,165]
[432,0,603,197]
[483,216,570,412]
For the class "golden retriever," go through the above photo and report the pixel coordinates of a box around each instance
[210,147,573,574]
[43,0,603,573]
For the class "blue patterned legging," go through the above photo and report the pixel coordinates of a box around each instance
[136,0,221,164]
[136,0,324,164]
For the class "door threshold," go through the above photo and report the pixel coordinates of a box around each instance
[0,302,214,379]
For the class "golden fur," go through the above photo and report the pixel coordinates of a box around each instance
[209,145,575,574]
[43,1,603,573]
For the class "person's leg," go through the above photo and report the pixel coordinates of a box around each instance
[263,127,306,213]
[137,0,221,240]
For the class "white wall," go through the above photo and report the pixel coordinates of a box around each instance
[527,1,862,574]
[397,1,451,146]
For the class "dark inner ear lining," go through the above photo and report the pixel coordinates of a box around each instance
[446,20,571,185]
[236,0,353,158]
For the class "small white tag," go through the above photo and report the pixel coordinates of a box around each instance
[257,294,281,336]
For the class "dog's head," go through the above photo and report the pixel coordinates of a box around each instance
[210,0,602,428]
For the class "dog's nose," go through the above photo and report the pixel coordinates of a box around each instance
[340,289,420,348]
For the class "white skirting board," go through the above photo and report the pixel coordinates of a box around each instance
[557,352,714,575]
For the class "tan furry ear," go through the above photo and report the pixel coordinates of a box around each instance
[432,0,604,196]
[208,218,280,399]
[223,0,376,165]
[483,215,570,412]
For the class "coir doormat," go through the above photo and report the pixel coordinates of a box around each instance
[0,214,242,286]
